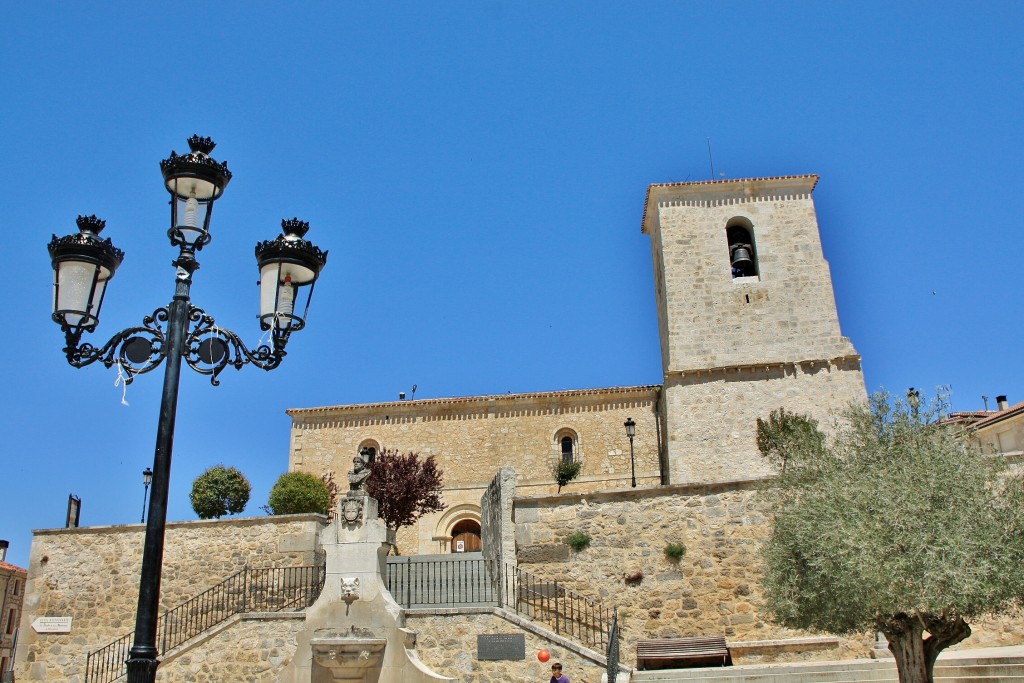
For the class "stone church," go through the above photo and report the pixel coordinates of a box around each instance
[286,174,867,555]
[22,174,1024,682]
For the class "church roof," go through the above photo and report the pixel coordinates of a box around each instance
[640,173,820,233]
[287,384,661,416]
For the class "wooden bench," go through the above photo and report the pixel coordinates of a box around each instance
[636,635,732,671]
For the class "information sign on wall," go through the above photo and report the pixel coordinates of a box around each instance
[32,616,73,633]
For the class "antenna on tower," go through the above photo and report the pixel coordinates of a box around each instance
[707,138,716,180]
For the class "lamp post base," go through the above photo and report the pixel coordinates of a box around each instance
[126,655,159,683]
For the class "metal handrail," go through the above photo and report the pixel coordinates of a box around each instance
[384,556,612,650]
[385,555,495,607]
[500,563,612,649]
[84,565,325,683]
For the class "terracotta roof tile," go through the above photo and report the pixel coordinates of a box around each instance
[0,560,27,574]
[969,401,1024,430]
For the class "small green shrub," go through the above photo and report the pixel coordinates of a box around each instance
[555,460,582,493]
[664,542,687,561]
[267,472,331,515]
[190,465,251,520]
[566,531,591,552]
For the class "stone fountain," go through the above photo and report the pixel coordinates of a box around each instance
[279,456,454,683]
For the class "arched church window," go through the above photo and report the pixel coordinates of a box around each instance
[358,439,379,463]
[726,220,758,278]
[554,428,579,464]
[561,436,574,462]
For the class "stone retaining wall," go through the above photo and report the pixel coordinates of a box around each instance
[407,609,606,683]
[15,514,325,682]
[155,613,307,682]
[511,481,1024,666]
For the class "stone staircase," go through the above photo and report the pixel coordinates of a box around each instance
[630,652,1024,683]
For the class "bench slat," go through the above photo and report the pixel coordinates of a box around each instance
[636,636,732,671]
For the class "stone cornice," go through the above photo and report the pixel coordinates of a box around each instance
[513,475,772,507]
[287,384,661,420]
[32,513,327,536]
[665,354,862,379]
[641,174,819,234]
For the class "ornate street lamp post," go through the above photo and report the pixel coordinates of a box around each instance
[47,136,327,683]
[141,468,153,524]
[624,417,636,488]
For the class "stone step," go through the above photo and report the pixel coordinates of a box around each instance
[938,659,1024,668]
[936,664,1024,676]
[631,659,1024,683]
[632,664,879,680]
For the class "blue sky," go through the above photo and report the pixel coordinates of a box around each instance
[1,3,1021,569]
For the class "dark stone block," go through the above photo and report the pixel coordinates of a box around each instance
[517,544,570,563]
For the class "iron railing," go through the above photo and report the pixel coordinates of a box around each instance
[385,555,495,607]
[606,607,620,681]
[499,563,612,649]
[384,555,612,650]
[84,565,325,683]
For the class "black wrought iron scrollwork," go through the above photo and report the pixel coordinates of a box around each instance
[62,304,287,386]
[183,306,286,385]
[62,307,170,384]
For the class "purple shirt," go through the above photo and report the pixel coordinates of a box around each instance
[550,674,570,683]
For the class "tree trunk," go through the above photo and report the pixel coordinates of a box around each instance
[881,612,971,683]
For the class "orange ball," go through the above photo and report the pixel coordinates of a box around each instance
[538,649,551,663]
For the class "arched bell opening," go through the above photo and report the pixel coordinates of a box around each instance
[726,220,758,278]
[357,439,380,463]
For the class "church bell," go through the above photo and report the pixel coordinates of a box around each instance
[730,244,753,270]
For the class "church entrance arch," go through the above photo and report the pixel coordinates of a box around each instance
[450,519,481,553]
[434,504,482,554]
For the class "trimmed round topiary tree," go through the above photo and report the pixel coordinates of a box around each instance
[267,471,331,515]
[189,465,251,520]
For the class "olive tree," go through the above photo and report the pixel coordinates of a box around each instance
[757,392,1024,683]
[189,465,251,519]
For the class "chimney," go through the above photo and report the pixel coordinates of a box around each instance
[997,395,1009,411]
[0,540,8,562]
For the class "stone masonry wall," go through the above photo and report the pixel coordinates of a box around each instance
[664,358,866,483]
[645,179,858,373]
[407,610,606,683]
[480,467,517,571]
[289,386,662,554]
[0,563,27,676]
[512,482,1024,668]
[16,514,325,682]
[154,614,307,683]
[643,178,867,485]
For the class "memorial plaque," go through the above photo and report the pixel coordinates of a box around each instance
[477,633,526,661]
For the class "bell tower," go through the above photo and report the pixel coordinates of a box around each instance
[641,175,866,484]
